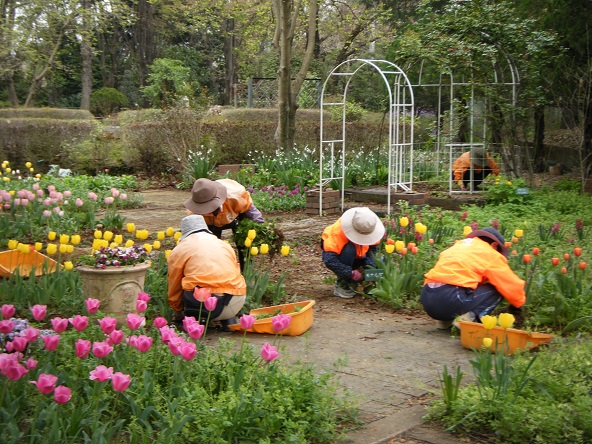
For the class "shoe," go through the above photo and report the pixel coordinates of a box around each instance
[219,317,238,332]
[452,312,476,329]
[333,284,356,299]
[436,320,453,330]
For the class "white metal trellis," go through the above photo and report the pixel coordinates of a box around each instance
[318,59,415,215]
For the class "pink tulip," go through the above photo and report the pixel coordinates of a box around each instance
[135,300,147,313]
[239,315,256,330]
[186,322,205,341]
[261,342,279,362]
[42,335,60,351]
[31,304,47,321]
[89,365,113,382]
[11,336,28,352]
[75,197,84,207]
[26,358,38,369]
[0,320,14,334]
[111,372,131,392]
[75,339,92,359]
[159,326,176,344]
[182,316,197,330]
[69,315,89,331]
[193,287,211,302]
[92,341,114,358]
[110,188,120,198]
[2,360,28,380]
[104,196,114,205]
[204,296,218,312]
[23,327,40,343]
[31,373,58,394]
[36,189,44,197]
[98,316,118,335]
[85,298,100,314]
[137,292,151,302]
[126,313,144,330]
[168,336,184,356]
[54,386,72,404]
[42,210,52,217]
[47,185,56,192]
[88,192,98,201]
[109,330,125,345]
[63,190,72,198]
[4,342,14,352]
[51,317,69,333]
[271,314,292,333]
[1,304,15,319]
[153,317,168,329]
[120,193,127,200]
[180,341,197,360]
[134,335,153,352]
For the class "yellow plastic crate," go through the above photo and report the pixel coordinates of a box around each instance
[0,250,61,278]
[228,300,316,336]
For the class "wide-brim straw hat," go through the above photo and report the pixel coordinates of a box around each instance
[341,207,385,245]
[183,178,227,214]
[466,227,509,257]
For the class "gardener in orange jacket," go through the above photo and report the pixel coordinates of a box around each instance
[184,178,264,269]
[420,227,525,329]
[322,207,385,299]
[452,146,500,190]
[167,215,246,329]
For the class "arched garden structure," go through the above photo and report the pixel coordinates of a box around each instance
[317,55,520,215]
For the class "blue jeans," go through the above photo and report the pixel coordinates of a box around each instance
[420,283,502,322]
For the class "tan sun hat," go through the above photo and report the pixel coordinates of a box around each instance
[341,207,385,245]
[470,146,489,167]
[183,178,228,214]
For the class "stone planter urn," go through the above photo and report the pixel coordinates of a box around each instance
[77,262,151,323]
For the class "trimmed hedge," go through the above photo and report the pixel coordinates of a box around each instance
[0,108,93,120]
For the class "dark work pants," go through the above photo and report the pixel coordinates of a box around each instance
[420,283,502,322]
[454,167,492,189]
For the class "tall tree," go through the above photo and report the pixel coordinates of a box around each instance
[272,0,318,149]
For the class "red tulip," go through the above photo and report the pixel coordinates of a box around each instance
[523,254,532,263]
[551,257,560,266]
[579,262,587,270]
[561,267,567,274]
[564,253,571,261]
[574,247,582,257]
[532,247,540,255]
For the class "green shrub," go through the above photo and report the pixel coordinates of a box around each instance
[90,87,129,117]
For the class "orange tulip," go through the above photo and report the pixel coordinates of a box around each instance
[407,242,416,250]
[386,238,395,245]
[532,247,540,256]
[551,257,560,266]
[564,253,570,261]
[411,246,418,255]
[523,254,532,264]
[579,262,587,270]
[574,247,582,257]
[561,267,567,274]
[400,248,408,256]
[428,238,434,245]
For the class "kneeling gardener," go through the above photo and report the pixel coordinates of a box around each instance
[167,215,247,329]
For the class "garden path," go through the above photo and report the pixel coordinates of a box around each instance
[119,188,486,444]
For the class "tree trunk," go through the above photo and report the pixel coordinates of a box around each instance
[135,0,155,91]
[80,0,93,111]
[582,79,592,180]
[4,73,18,106]
[222,17,236,106]
[533,105,545,172]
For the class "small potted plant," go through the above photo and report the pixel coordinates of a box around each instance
[76,245,152,323]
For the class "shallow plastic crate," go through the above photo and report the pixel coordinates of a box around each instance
[0,250,61,278]
[228,300,316,336]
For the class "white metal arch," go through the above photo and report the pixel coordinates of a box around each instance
[318,59,415,215]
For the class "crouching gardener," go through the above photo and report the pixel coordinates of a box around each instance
[167,215,247,329]
[322,207,385,299]
[420,227,525,329]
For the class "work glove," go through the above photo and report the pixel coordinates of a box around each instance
[351,270,363,282]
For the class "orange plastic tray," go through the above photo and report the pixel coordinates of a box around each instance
[228,300,316,336]
[0,250,61,278]
[459,321,554,355]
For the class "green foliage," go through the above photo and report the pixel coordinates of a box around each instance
[328,101,367,122]
[141,58,196,108]
[233,219,284,256]
[438,365,463,413]
[90,88,129,117]
[483,176,533,205]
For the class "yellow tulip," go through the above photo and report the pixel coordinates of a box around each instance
[126,223,136,233]
[94,230,103,239]
[244,238,252,247]
[59,244,68,254]
[70,234,81,245]
[35,174,41,179]
[250,246,259,256]
[46,244,58,255]
[165,227,175,237]
[481,315,497,330]
[385,244,395,254]
[153,240,161,250]
[25,162,32,168]
[125,239,135,248]
[114,234,123,245]
[260,243,269,255]
[48,231,57,241]
[92,239,102,250]
[281,245,290,256]
[498,313,515,329]
[5,167,11,173]
[165,249,172,259]
[463,226,472,236]
[157,231,165,240]
[399,217,409,227]
[144,244,153,253]
[514,229,524,238]
[103,231,114,241]
[2,177,9,183]
[17,243,27,253]
[395,240,405,252]
[247,229,257,240]
[66,245,74,253]
[59,234,70,244]
[7,239,18,250]
[110,242,118,248]
[64,261,74,271]
[100,239,109,249]
[173,232,181,241]
[415,223,427,235]
[482,337,493,348]
[35,242,43,251]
